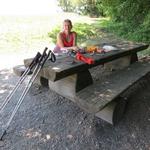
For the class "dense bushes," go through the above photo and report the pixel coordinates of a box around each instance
[48,23,100,44]
[101,0,150,43]
[57,0,150,43]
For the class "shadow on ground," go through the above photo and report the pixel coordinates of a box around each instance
[0,68,150,150]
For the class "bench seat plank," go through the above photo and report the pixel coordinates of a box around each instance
[75,62,150,113]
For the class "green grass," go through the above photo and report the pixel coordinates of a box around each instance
[0,15,53,54]
[0,13,100,54]
[1,14,149,57]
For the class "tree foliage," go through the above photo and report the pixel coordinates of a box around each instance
[102,0,149,24]
[57,0,105,17]
[101,0,150,42]
[56,0,150,43]
[57,0,73,12]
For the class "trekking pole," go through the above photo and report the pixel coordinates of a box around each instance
[0,52,42,113]
[0,48,51,140]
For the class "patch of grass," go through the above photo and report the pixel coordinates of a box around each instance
[1,14,149,57]
[0,15,54,54]
[48,18,107,46]
[0,13,102,54]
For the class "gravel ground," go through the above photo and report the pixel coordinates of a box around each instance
[0,64,150,150]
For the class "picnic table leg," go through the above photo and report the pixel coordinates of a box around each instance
[130,53,138,64]
[40,77,49,87]
[33,75,49,87]
[48,70,93,102]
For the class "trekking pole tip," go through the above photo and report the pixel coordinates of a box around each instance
[0,128,6,141]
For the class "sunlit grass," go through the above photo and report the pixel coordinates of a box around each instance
[0,13,149,70]
[0,13,100,54]
[1,13,148,56]
[0,15,53,54]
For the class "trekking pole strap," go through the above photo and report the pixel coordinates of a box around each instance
[49,51,56,63]
[38,47,48,63]
[40,50,51,67]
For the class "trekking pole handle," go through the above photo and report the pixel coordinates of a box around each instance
[41,50,51,67]
[29,52,42,69]
[38,47,48,63]
[49,51,56,62]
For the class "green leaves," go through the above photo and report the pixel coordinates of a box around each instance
[48,22,100,45]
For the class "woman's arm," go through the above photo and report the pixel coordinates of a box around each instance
[56,32,64,48]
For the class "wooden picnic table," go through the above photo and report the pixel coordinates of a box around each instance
[36,42,148,80]
[24,42,148,99]
[23,41,149,125]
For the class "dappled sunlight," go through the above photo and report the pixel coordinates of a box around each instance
[1,83,17,89]
[0,70,12,75]
[0,69,13,79]
[0,89,7,94]
[23,129,42,139]
[22,128,54,142]
[52,67,61,71]
[97,88,114,99]
[0,69,19,101]
[0,12,104,57]
[98,93,111,98]
[4,75,9,80]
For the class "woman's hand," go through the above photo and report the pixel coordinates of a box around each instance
[72,46,79,51]
[60,46,79,52]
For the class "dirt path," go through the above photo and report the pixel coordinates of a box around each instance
[0,65,150,150]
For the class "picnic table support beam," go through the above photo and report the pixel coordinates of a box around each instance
[48,70,93,102]
[40,76,49,87]
[95,97,127,125]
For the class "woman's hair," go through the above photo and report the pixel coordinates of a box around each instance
[63,19,72,28]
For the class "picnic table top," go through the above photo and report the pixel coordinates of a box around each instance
[25,42,149,81]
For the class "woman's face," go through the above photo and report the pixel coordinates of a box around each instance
[63,21,72,33]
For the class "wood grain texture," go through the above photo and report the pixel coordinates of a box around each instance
[24,43,149,82]
[49,70,93,102]
[75,62,150,113]
[95,97,127,125]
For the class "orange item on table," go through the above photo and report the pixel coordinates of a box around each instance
[86,46,105,53]
[76,52,94,65]
[86,46,97,53]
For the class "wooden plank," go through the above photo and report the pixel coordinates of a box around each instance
[24,44,149,82]
[13,65,32,76]
[92,44,148,66]
[13,65,26,76]
[75,62,150,113]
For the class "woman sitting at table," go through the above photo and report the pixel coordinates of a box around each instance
[53,19,79,53]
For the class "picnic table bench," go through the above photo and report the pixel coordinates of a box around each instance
[14,41,149,125]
